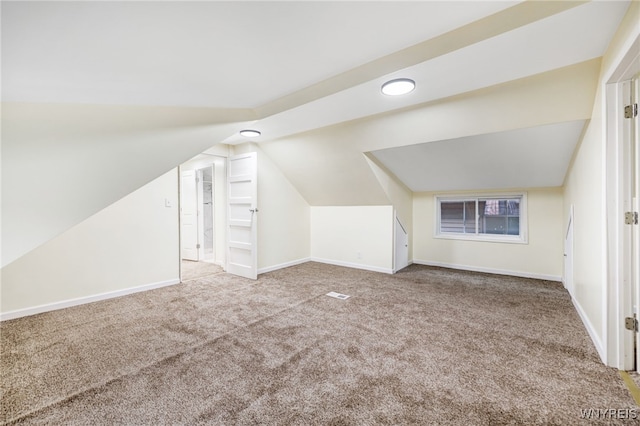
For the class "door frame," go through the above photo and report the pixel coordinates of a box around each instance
[393,213,409,273]
[178,154,228,281]
[179,169,199,262]
[563,205,574,297]
[196,166,215,263]
[605,34,639,370]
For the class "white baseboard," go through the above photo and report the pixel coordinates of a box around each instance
[258,257,311,274]
[394,260,414,274]
[412,260,562,282]
[310,257,394,275]
[0,279,181,322]
[571,294,606,364]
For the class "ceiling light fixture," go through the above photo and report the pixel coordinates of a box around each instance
[381,78,415,96]
[239,129,261,138]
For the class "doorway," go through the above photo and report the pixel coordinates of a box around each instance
[394,215,409,273]
[630,74,640,371]
[179,154,228,281]
[606,34,639,370]
[563,206,574,297]
[197,166,215,263]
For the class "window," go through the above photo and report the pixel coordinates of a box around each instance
[436,194,527,243]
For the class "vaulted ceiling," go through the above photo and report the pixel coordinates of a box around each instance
[2,1,632,197]
[3,1,518,109]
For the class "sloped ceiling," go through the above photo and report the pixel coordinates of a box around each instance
[1,1,633,264]
[2,1,517,108]
[236,1,629,143]
[370,121,587,192]
[257,59,601,205]
[2,1,629,140]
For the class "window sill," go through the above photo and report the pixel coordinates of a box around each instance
[434,233,528,244]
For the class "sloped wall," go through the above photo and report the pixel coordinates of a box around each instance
[1,169,180,318]
[364,154,413,261]
[1,102,252,267]
[256,132,390,206]
[257,60,599,212]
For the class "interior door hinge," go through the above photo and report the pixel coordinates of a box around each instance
[624,103,638,119]
[196,244,201,249]
[625,211,639,225]
[625,316,638,332]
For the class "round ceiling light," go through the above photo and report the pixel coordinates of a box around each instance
[381,78,415,96]
[239,129,261,138]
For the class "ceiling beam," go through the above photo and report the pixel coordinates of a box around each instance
[256,0,587,118]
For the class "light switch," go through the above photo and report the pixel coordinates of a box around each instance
[165,198,172,208]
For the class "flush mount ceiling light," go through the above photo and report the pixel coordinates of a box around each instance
[381,78,415,96]
[239,129,261,138]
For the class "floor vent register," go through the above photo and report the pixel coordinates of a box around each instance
[326,291,350,300]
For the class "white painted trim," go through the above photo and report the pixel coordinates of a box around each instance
[310,257,394,275]
[434,192,529,244]
[601,78,612,370]
[0,279,180,321]
[412,259,561,282]
[563,205,574,297]
[392,209,397,273]
[604,80,627,369]
[394,260,414,274]
[604,30,640,84]
[393,212,410,273]
[258,257,311,274]
[603,32,640,370]
[572,294,607,364]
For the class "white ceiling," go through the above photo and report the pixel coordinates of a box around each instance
[1,1,516,108]
[370,121,587,192]
[230,0,629,144]
[1,1,632,192]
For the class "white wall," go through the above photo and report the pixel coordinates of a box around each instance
[1,102,251,267]
[413,188,563,281]
[564,104,606,345]
[365,154,413,262]
[563,1,640,362]
[233,143,311,272]
[310,206,394,274]
[258,60,599,210]
[0,169,180,319]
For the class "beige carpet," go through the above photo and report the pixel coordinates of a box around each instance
[1,262,636,425]
[181,260,224,281]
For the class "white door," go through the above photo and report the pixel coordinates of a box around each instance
[227,152,258,279]
[198,166,215,263]
[196,169,205,260]
[563,207,574,297]
[180,170,199,261]
[631,75,640,369]
[394,216,409,273]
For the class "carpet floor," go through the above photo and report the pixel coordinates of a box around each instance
[181,261,224,281]
[0,262,636,425]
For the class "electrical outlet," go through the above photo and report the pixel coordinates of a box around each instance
[357,251,362,259]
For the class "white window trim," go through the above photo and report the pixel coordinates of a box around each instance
[435,192,528,244]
